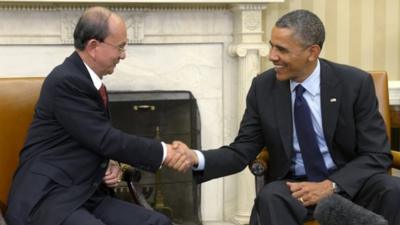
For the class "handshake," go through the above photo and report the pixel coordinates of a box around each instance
[163,141,199,172]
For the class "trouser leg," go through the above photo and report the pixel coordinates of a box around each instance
[249,180,308,225]
[61,207,106,225]
[353,173,400,225]
[92,196,172,225]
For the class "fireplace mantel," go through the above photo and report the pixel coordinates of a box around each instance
[0,0,282,9]
[1,0,281,3]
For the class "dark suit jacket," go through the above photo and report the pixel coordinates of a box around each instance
[6,52,163,225]
[195,59,392,198]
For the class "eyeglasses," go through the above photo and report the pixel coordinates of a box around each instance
[101,41,127,52]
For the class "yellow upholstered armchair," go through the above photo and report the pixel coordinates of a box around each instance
[0,77,148,224]
[249,71,400,225]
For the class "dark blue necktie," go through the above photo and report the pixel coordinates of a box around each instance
[294,85,328,181]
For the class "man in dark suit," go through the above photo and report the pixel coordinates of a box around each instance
[179,9,400,225]
[5,6,191,225]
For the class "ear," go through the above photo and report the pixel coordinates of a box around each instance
[307,44,321,61]
[85,39,99,58]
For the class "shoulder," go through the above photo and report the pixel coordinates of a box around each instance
[252,68,280,89]
[320,58,370,83]
[43,52,93,92]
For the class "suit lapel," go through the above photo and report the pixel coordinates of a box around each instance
[69,51,110,118]
[274,80,294,158]
[320,60,341,149]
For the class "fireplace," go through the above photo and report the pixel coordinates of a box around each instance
[109,90,201,225]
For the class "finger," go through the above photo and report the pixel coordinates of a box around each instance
[171,154,187,170]
[298,197,305,205]
[166,151,183,168]
[177,159,191,172]
[172,141,181,149]
[104,168,112,176]
[163,144,175,165]
[287,181,304,190]
[302,197,315,207]
[291,188,308,199]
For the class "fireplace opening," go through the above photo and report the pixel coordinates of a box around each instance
[109,91,201,225]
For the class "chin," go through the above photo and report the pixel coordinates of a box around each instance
[275,73,289,81]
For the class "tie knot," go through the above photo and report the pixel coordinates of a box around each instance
[295,84,306,97]
[99,84,107,92]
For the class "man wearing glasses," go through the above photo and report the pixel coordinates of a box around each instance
[5,6,192,225]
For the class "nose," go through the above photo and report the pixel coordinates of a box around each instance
[268,47,278,62]
[120,50,126,60]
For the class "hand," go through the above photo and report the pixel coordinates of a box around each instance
[287,179,334,207]
[163,141,197,172]
[173,140,198,167]
[103,160,123,188]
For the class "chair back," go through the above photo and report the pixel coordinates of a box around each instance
[370,71,391,140]
[0,77,44,213]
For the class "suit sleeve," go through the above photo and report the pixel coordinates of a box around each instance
[195,77,265,183]
[330,74,392,197]
[51,76,163,172]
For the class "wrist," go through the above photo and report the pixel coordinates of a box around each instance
[331,181,342,193]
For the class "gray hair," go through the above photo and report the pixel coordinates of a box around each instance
[275,9,325,49]
[73,6,112,50]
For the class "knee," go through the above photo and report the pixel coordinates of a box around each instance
[381,183,400,205]
[373,176,400,206]
[255,181,290,207]
[152,212,172,225]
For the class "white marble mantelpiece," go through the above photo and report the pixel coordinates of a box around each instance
[0,1,284,224]
[1,0,282,3]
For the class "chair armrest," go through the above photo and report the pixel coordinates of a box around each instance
[121,164,142,183]
[391,150,400,169]
[120,165,152,210]
[249,147,269,176]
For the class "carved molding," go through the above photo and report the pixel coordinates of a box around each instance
[61,11,81,44]
[2,0,283,3]
[228,43,268,57]
[0,0,283,11]
[243,10,262,32]
[61,11,146,44]
[0,4,225,11]
[230,2,268,11]
[125,13,145,43]
[0,5,233,44]
[231,3,267,45]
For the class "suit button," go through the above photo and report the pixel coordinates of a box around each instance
[100,161,108,168]
[93,182,99,187]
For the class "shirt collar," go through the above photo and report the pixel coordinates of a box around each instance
[290,59,320,96]
[83,62,103,90]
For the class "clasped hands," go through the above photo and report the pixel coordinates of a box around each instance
[287,179,334,207]
[163,141,198,172]
[102,141,197,188]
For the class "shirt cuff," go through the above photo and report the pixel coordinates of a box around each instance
[193,150,205,171]
[161,142,167,166]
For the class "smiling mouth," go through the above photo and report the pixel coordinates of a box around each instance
[274,65,285,71]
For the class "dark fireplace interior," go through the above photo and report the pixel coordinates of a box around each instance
[109,91,201,225]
